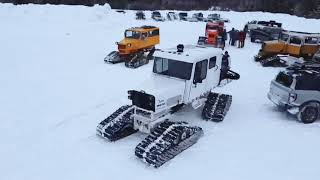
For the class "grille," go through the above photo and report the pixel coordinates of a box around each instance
[136,109,152,119]
[118,44,126,49]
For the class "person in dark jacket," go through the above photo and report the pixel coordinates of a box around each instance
[234,30,239,47]
[221,29,227,50]
[220,51,230,84]
[228,28,235,45]
[222,51,230,69]
[244,24,248,34]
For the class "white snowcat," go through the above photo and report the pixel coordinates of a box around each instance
[97,45,240,168]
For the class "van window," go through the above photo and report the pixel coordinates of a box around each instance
[305,37,318,44]
[289,37,302,45]
[149,29,159,37]
[209,57,217,69]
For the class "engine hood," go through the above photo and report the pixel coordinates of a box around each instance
[133,75,186,111]
[119,39,140,45]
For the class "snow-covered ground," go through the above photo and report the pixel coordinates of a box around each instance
[1,3,320,180]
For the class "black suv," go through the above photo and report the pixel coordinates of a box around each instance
[250,26,283,43]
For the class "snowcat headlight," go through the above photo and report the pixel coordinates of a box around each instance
[127,43,132,47]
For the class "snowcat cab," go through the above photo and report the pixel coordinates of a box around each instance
[255,31,320,66]
[198,22,225,48]
[97,45,240,168]
[104,26,160,68]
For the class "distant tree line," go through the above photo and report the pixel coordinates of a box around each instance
[1,0,320,18]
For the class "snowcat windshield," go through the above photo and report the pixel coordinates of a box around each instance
[207,25,219,30]
[153,57,193,80]
[125,30,141,39]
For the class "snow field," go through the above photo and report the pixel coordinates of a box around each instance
[1,3,320,180]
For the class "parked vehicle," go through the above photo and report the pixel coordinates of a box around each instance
[247,20,282,31]
[192,13,205,21]
[250,26,283,43]
[268,64,320,123]
[104,26,159,68]
[152,11,165,21]
[207,13,230,22]
[97,45,240,168]
[167,12,178,21]
[136,11,146,20]
[255,31,320,62]
[198,21,225,48]
[179,12,188,21]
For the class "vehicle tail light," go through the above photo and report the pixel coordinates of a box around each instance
[289,93,297,103]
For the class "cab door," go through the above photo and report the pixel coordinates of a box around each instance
[189,59,208,101]
[286,36,302,56]
[206,56,220,91]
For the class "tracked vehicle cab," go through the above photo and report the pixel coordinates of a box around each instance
[104,26,160,68]
[128,45,239,133]
[255,31,320,62]
[118,26,160,56]
[98,45,239,168]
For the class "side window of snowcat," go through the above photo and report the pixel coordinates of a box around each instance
[149,29,159,37]
[141,32,148,40]
[305,37,318,44]
[289,37,302,45]
[193,60,208,84]
[209,57,217,69]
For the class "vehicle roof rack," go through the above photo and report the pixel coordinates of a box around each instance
[140,25,157,29]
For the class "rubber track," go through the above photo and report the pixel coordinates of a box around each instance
[135,121,203,168]
[202,92,232,122]
[96,105,137,141]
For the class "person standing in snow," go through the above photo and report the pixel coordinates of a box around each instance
[238,31,246,48]
[220,51,231,84]
[221,29,227,50]
[228,28,235,45]
[244,24,248,35]
[234,30,239,47]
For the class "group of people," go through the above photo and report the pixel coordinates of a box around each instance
[227,28,247,48]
